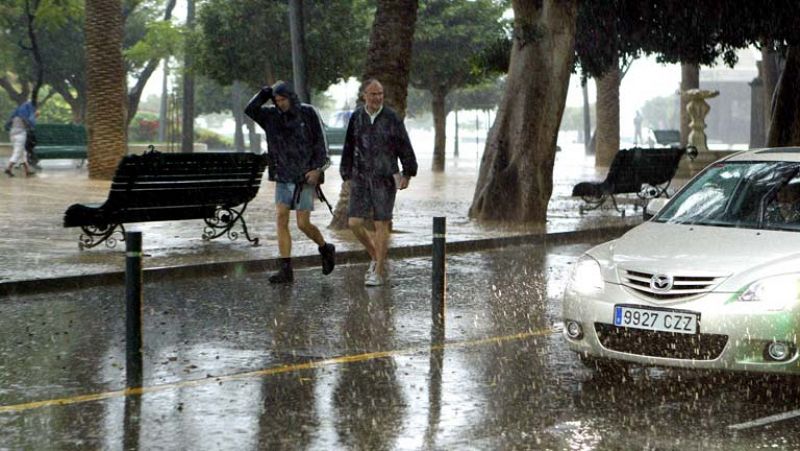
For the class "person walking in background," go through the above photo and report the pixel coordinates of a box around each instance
[633,110,644,146]
[245,81,336,284]
[340,79,418,287]
[4,101,36,177]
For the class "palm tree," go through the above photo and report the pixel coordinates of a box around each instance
[85,0,127,179]
[329,0,419,229]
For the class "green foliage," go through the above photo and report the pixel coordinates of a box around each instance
[36,0,83,29]
[575,0,800,79]
[193,75,234,117]
[560,104,596,132]
[195,0,371,94]
[448,78,505,111]
[0,0,176,122]
[410,0,508,96]
[0,89,16,120]
[195,128,232,150]
[124,19,184,66]
[128,112,160,142]
[640,95,678,131]
[37,93,73,123]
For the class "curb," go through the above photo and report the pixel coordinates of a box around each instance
[0,225,634,297]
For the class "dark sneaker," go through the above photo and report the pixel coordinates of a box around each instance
[4,168,14,177]
[268,266,294,284]
[319,243,336,275]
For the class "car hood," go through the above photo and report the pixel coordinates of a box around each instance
[589,222,800,289]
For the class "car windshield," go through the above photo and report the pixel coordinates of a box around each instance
[328,111,351,128]
[654,161,800,231]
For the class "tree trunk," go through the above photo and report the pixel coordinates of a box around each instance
[181,0,196,153]
[582,76,592,155]
[767,46,800,147]
[361,0,418,117]
[680,63,699,147]
[246,117,260,153]
[762,46,783,141]
[158,60,169,142]
[431,88,447,172]
[128,0,176,130]
[288,0,309,103]
[23,0,44,106]
[330,0,419,230]
[0,77,31,105]
[85,0,127,179]
[231,81,246,152]
[469,0,578,223]
[594,66,620,167]
[328,181,351,229]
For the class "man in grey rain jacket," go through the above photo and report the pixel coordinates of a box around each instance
[245,81,336,283]
[340,79,418,286]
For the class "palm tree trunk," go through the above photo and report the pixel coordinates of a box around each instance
[85,0,127,179]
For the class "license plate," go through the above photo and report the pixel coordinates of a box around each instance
[613,305,699,334]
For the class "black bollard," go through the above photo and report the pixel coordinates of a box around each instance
[432,217,446,329]
[125,231,144,388]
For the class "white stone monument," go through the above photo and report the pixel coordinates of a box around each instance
[682,88,719,152]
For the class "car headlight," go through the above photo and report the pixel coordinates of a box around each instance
[567,255,604,296]
[738,274,800,311]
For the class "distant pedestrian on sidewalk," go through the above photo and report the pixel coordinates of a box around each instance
[245,81,336,284]
[633,110,643,145]
[340,79,418,287]
[4,101,37,177]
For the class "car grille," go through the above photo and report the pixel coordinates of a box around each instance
[620,269,724,300]
[595,323,728,360]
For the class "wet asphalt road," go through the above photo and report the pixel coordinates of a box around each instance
[3,240,800,450]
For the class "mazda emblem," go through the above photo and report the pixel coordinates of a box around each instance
[650,274,673,292]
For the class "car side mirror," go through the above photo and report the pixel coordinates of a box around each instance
[644,198,669,220]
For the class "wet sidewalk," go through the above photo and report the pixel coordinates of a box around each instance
[0,144,648,292]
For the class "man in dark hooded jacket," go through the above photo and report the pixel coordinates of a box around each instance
[340,79,418,286]
[245,81,335,283]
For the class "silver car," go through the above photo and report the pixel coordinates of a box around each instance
[562,147,800,375]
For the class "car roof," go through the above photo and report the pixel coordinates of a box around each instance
[724,147,800,162]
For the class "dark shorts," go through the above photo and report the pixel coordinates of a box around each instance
[348,176,397,221]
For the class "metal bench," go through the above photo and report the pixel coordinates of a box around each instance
[63,148,269,249]
[652,129,681,148]
[32,124,88,166]
[572,146,697,216]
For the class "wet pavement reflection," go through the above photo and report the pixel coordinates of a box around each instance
[3,239,800,449]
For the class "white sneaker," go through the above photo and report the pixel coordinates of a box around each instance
[364,260,377,281]
[365,270,385,287]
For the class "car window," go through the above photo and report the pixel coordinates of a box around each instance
[328,111,351,129]
[655,161,800,230]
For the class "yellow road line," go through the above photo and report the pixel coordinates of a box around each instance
[0,328,556,414]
